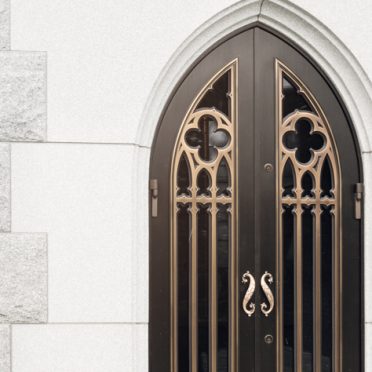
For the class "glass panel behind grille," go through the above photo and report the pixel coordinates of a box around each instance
[177,204,190,372]
[217,204,230,372]
[302,206,314,372]
[283,205,294,372]
[198,204,210,372]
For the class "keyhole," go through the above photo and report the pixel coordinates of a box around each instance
[264,334,274,344]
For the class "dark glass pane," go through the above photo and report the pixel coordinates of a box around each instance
[177,204,190,372]
[197,169,211,196]
[283,119,324,163]
[177,153,191,196]
[282,76,313,118]
[283,159,295,197]
[321,157,333,198]
[198,204,210,372]
[185,116,230,162]
[301,172,314,198]
[302,206,313,372]
[217,158,231,196]
[283,205,295,372]
[197,71,230,118]
[217,204,229,372]
[321,206,333,372]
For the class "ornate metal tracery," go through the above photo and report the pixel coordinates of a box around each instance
[171,60,237,372]
[276,60,341,372]
[169,57,342,372]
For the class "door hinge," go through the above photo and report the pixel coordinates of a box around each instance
[150,179,158,217]
[354,182,364,220]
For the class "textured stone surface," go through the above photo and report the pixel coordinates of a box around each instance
[11,0,237,144]
[12,324,147,372]
[0,325,10,372]
[12,144,134,322]
[0,233,47,323]
[0,143,9,232]
[0,0,9,50]
[0,52,46,141]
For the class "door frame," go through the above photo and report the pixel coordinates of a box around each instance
[148,23,365,372]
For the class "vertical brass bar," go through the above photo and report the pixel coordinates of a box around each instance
[314,201,322,372]
[191,201,198,372]
[229,204,236,372]
[277,206,284,372]
[210,202,217,372]
[202,117,209,160]
[333,207,341,372]
[171,149,183,372]
[229,63,237,372]
[172,203,179,372]
[294,204,303,372]
[276,61,284,372]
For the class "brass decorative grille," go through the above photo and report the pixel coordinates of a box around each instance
[171,60,237,372]
[276,60,341,372]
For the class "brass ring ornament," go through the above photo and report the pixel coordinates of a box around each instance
[241,271,255,317]
[260,271,274,317]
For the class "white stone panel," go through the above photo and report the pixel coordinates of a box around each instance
[0,143,10,231]
[11,143,148,322]
[11,0,236,144]
[0,233,47,323]
[0,0,9,50]
[12,324,147,372]
[0,325,10,372]
[366,323,372,372]
[287,0,372,80]
[0,52,46,141]
[131,147,150,322]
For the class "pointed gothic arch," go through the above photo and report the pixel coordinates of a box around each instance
[142,3,369,372]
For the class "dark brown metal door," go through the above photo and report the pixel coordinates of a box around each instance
[149,27,363,372]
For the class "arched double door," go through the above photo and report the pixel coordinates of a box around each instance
[149,27,363,372]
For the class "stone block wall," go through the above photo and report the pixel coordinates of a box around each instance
[0,1,48,370]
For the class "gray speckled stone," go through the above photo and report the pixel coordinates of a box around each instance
[0,325,10,372]
[0,1,9,50]
[0,233,47,323]
[0,52,46,141]
[0,144,10,232]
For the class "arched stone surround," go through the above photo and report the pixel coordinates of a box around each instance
[138,0,372,368]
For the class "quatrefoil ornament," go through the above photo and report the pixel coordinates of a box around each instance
[283,118,325,163]
[185,115,230,162]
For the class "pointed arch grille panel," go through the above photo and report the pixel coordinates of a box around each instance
[276,61,341,372]
[172,61,237,372]
[170,58,342,372]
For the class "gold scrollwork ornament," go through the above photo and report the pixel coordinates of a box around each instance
[260,271,274,317]
[242,271,256,317]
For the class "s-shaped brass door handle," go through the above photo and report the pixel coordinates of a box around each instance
[260,271,274,317]
[241,271,255,317]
